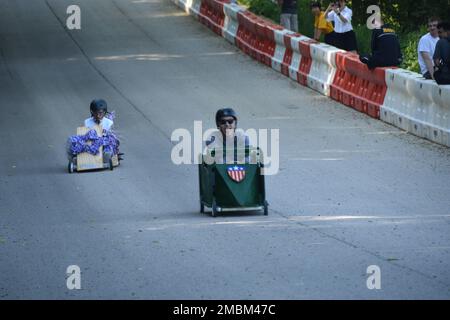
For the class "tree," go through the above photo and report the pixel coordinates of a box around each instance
[349,0,450,32]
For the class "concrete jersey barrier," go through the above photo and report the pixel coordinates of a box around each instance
[171,0,450,148]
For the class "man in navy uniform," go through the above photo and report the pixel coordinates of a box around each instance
[359,17,403,70]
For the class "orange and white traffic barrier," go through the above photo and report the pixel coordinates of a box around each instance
[381,69,450,147]
[307,43,344,96]
[171,0,450,148]
[222,3,243,44]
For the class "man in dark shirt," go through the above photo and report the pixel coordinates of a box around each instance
[433,22,450,84]
[278,0,298,32]
[359,18,403,70]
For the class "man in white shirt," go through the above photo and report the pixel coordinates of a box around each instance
[325,0,357,53]
[418,17,440,79]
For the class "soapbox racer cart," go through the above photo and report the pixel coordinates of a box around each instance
[67,125,121,173]
[198,147,269,217]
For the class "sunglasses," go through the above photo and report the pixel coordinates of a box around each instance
[219,119,235,125]
[428,24,438,28]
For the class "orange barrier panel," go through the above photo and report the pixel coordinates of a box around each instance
[330,52,391,119]
[297,38,316,86]
[280,33,300,77]
[199,0,228,36]
[236,12,277,66]
[263,24,281,67]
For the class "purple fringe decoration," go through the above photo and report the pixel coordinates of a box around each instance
[67,129,120,156]
[102,130,120,155]
[105,111,115,121]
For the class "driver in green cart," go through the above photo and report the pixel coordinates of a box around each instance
[205,108,251,164]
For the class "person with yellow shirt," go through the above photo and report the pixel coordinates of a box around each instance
[311,2,337,46]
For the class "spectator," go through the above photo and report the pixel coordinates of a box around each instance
[359,17,403,70]
[437,21,450,39]
[325,0,357,53]
[277,0,298,32]
[433,22,450,84]
[311,1,337,46]
[418,17,440,79]
[434,21,450,65]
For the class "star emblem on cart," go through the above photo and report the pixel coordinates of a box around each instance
[227,166,246,183]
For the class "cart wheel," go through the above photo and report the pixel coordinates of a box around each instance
[263,201,269,216]
[211,200,218,218]
[68,160,74,174]
[109,159,114,171]
[200,202,205,213]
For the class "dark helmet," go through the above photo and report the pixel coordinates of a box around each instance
[215,108,237,126]
[90,99,108,114]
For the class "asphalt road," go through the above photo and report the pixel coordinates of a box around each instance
[1,0,450,299]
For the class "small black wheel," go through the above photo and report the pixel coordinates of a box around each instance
[109,159,114,171]
[200,202,205,213]
[263,201,269,216]
[68,160,74,174]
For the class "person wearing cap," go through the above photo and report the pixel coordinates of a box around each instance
[359,17,403,70]
[205,108,250,164]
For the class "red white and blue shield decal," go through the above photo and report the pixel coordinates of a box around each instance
[227,166,246,183]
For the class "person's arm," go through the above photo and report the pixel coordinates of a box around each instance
[335,7,349,23]
[84,118,92,128]
[433,56,441,67]
[315,14,328,41]
[433,42,442,66]
[314,28,322,41]
[325,3,334,21]
[420,51,435,79]
[371,28,381,53]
